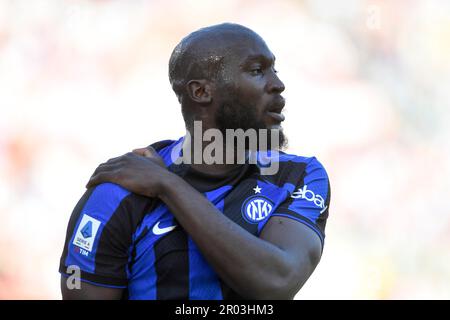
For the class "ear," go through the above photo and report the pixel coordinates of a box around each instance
[186,80,212,104]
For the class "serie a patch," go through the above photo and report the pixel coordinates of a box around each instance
[72,214,101,252]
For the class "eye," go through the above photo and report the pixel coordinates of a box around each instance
[250,67,263,76]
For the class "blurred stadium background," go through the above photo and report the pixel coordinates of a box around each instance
[0,0,449,299]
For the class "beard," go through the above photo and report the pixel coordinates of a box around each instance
[215,93,288,152]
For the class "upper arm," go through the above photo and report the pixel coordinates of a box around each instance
[259,216,323,294]
[269,157,330,249]
[60,275,124,300]
[59,183,149,299]
[258,157,331,295]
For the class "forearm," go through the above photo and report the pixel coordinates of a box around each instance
[158,174,297,299]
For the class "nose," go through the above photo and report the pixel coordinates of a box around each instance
[265,72,285,94]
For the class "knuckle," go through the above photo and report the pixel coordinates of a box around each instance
[114,168,123,179]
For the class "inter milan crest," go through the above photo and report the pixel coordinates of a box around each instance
[241,196,274,224]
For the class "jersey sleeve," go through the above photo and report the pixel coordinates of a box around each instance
[59,182,149,288]
[271,157,330,248]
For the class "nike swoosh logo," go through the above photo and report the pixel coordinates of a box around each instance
[152,221,177,235]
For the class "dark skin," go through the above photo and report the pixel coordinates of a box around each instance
[61,31,323,300]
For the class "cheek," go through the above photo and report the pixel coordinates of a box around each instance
[237,76,266,103]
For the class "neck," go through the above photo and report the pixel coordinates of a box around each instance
[180,131,247,176]
[190,162,243,176]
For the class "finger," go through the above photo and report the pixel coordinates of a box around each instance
[134,147,156,158]
[86,165,120,188]
[145,145,157,155]
[104,154,127,164]
[144,145,167,168]
[86,171,117,189]
[91,162,119,179]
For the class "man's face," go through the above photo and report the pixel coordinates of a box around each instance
[214,35,287,150]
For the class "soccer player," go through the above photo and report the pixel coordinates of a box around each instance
[59,23,330,300]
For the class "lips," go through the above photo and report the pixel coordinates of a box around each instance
[267,111,285,122]
[267,97,285,123]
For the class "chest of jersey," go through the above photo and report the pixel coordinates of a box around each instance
[126,175,289,299]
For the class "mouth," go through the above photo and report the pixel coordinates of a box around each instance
[267,111,285,123]
[267,97,285,123]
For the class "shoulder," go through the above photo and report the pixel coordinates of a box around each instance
[257,150,329,185]
[81,183,132,223]
[84,182,155,224]
[150,137,184,166]
[279,151,324,167]
[84,138,184,219]
[279,152,329,179]
[88,182,131,207]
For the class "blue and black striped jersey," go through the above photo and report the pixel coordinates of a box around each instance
[59,137,330,299]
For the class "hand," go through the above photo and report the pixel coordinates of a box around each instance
[86,146,171,198]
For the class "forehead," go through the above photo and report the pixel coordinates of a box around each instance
[230,38,275,65]
[220,33,275,66]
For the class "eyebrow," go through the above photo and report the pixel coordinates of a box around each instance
[241,54,276,66]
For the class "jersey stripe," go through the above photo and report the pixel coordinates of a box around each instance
[154,222,189,300]
[128,242,157,299]
[188,237,223,299]
[64,183,130,276]
[127,204,168,299]
[60,137,330,299]
[60,187,94,274]
[188,197,225,299]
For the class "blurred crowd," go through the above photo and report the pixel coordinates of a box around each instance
[0,0,449,299]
